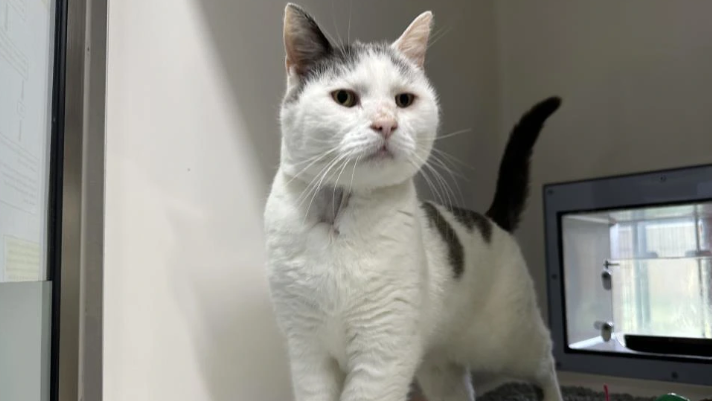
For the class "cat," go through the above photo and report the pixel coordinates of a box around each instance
[264,4,563,401]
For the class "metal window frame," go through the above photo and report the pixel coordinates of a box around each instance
[51,0,107,399]
[543,164,712,386]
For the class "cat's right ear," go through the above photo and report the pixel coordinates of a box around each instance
[392,11,433,69]
[283,3,332,77]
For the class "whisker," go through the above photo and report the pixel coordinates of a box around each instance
[284,148,339,187]
[427,161,463,208]
[432,128,472,142]
[333,157,352,189]
[348,155,361,195]
[330,0,344,46]
[291,148,338,167]
[319,26,340,48]
[413,153,463,208]
[295,154,342,207]
[429,152,469,182]
[347,0,353,44]
[423,161,454,208]
[331,157,353,213]
[424,168,448,207]
[410,158,446,206]
[296,162,333,216]
[303,153,349,222]
[427,160,464,206]
[430,148,474,172]
[427,25,452,51]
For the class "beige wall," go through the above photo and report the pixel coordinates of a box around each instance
[104,0,496,400]
[105,0,712,398]
[496,0,712,397]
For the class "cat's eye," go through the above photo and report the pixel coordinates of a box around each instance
[331,90,358,108]
[395,93,415,108]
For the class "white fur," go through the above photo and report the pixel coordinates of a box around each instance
[280,50,438,191]
[265,7,561,401]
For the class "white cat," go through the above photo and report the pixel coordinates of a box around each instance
[264,4,563,401]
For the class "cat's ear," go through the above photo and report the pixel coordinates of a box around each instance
[392,11,433,68]
[283,3,332,76]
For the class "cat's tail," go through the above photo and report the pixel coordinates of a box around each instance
[485,96,562,232]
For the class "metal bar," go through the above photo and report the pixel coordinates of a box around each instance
[57,0,88,396]
[56,0,107,399]
[80,0,107,398]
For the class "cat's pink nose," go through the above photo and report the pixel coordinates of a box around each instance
[371,118,398,138]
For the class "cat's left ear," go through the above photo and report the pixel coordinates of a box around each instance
[392,11,433,68]
[283,3,332,77]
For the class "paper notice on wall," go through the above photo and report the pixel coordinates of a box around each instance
[4,235,41,281]
[0,0,53,282]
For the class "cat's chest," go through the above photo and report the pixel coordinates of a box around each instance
[268,206,396,275]
[267,221,387,325]
[265,197,420,301]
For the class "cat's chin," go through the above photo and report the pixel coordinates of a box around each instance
[364,146,395,162]
[349,161,421,190]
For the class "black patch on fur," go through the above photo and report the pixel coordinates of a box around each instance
[421,202,464,279]
[486,97,562,232]
[449,206,492,242]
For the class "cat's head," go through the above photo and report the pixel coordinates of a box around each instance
[279,3,439,191]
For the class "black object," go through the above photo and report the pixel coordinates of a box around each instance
[48,0,68,400]
[625,334,712,358]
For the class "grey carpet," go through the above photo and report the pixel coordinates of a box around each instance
[478,383,655,401]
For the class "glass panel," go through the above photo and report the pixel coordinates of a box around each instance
[611,258,711,339]
[561,215,614,348]
[561,202,712,357]
[0,0,57,400]
[0,0,55,283]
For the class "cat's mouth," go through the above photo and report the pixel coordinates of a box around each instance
[365,145,394,162]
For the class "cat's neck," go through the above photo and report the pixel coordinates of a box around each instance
[277,169,416,227]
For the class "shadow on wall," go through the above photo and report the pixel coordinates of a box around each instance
[191,0,286,187]
[167,192,290,401]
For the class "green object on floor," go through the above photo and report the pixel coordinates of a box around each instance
[655,394,689,401]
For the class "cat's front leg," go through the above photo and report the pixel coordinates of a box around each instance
[287,336,344,401]
[340,314,423,401]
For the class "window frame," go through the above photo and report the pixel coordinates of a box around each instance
[544,164,712,385]
[50,0,107,399]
